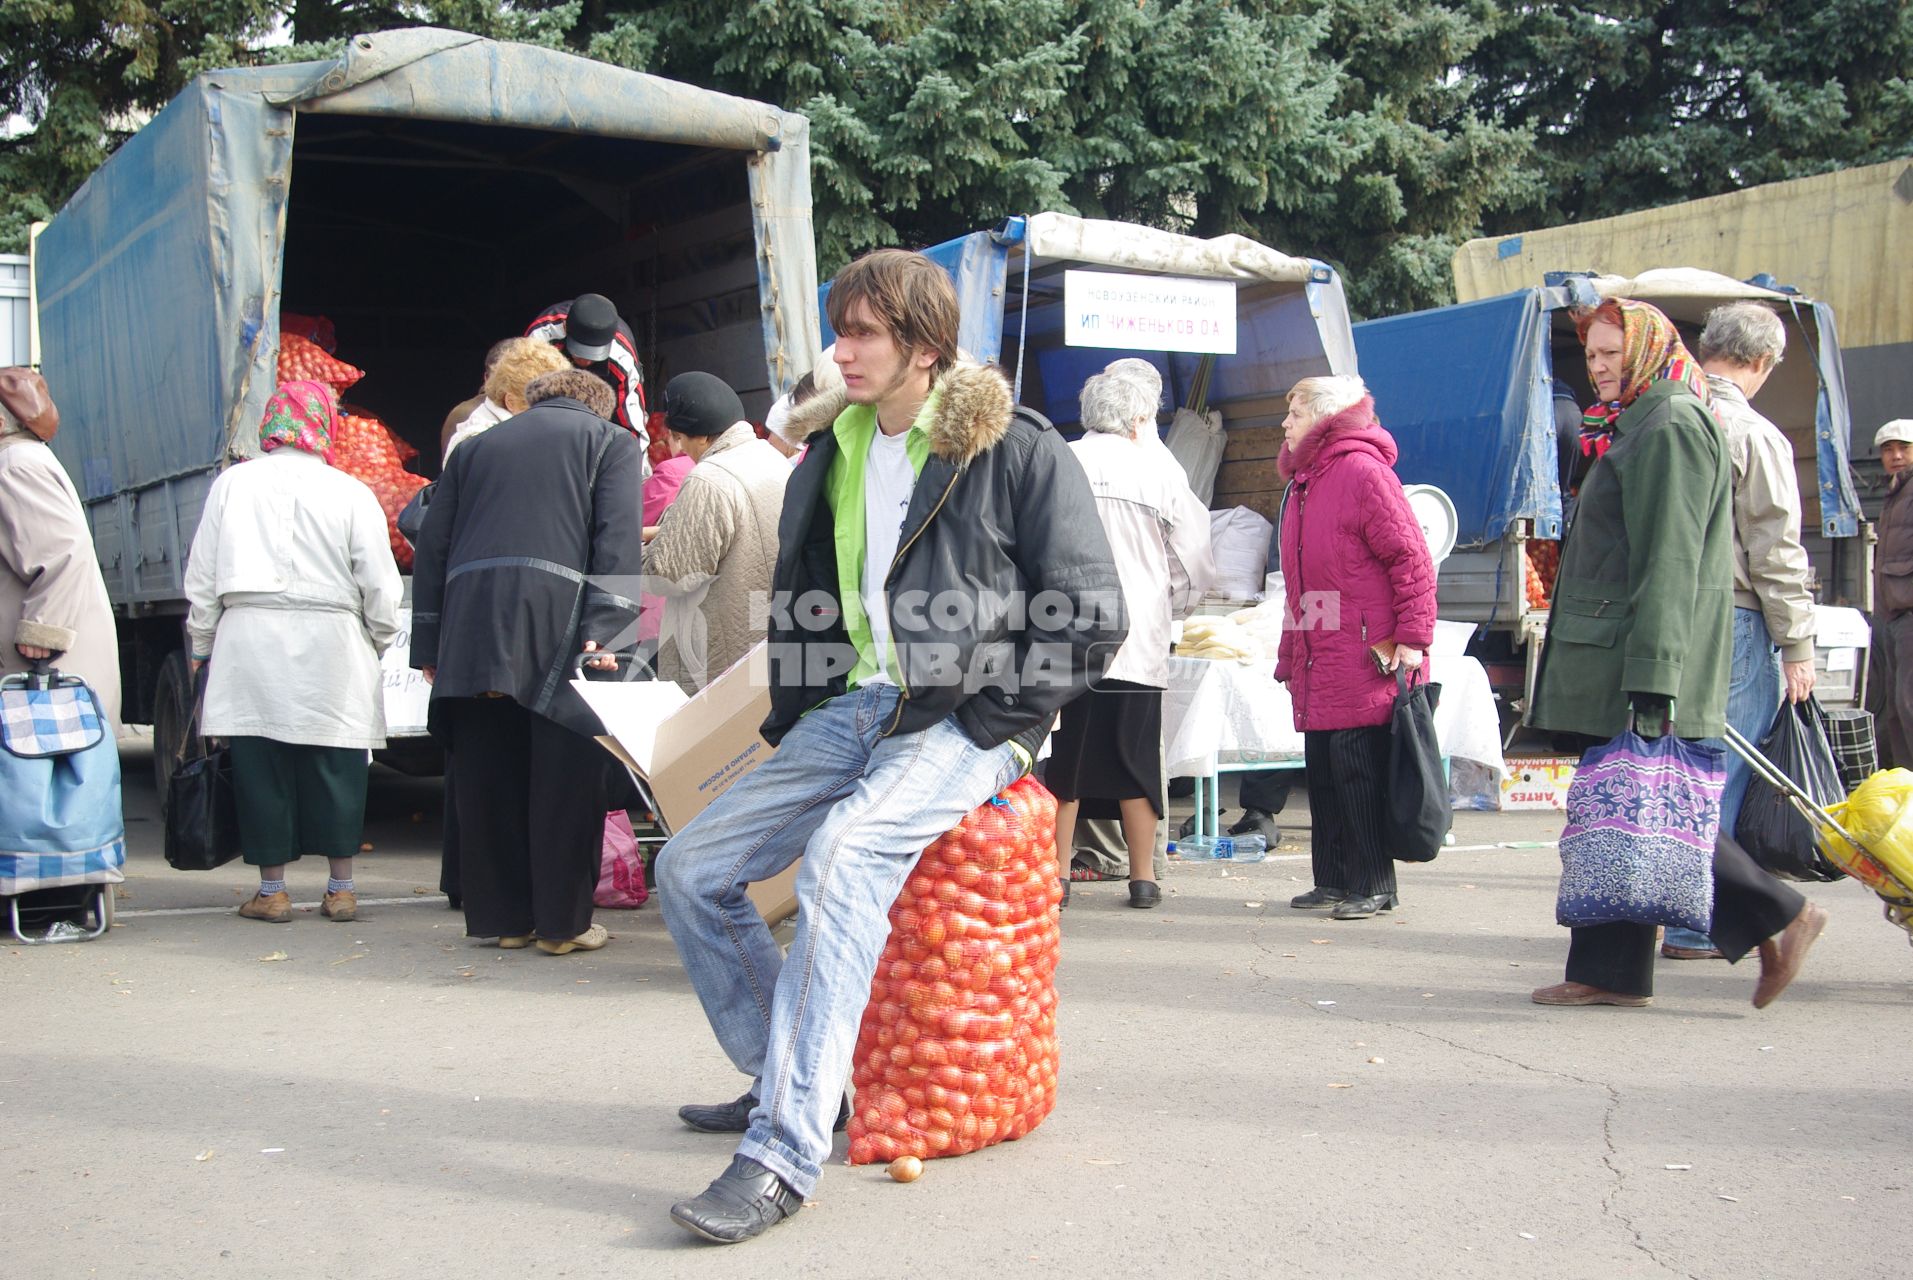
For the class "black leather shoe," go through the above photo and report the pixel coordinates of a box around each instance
[1229,808,1280,843]
[670,1155,802,1244]
[1289,886,1348,909]
[1128,880,1161,909]
[678,1091,849,1134]
[1330,893,1399,920]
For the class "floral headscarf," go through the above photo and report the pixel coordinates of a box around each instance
[1573,298,1712,459]
[259,380,339,461]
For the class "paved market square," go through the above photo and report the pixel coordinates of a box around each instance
[5,741,1907,1279]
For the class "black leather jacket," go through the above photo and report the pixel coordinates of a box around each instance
[762,365,1126,758]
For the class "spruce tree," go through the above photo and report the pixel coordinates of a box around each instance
[1469,0,1913,230]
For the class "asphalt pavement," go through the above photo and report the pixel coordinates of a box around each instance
[3,739,1908,1279]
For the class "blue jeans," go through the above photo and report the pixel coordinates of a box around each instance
[1670,608,1784,949]
[657,683,1021,1197]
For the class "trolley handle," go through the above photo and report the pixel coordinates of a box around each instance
[1726,724,1913,947]
[570,648,656,684]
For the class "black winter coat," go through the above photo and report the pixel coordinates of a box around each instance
[766,364,1126,758]
[409,396,644,737]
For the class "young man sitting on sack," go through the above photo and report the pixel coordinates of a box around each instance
[656,248,1125,1244]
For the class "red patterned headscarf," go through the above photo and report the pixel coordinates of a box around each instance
[1573,298,1712,459]
[259,380,339,461]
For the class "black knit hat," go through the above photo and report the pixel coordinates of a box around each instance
[663,371,746,438]
[565,293,620,362]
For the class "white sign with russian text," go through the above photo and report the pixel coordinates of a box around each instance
[1063,270,1237,354]
[381,605,432,737]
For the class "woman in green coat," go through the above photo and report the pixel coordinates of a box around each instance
[1527,298,1827,1010]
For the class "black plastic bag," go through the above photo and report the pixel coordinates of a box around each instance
[1734,697,1847,882]
[163,668,241,871]
[1385,670,1449,862]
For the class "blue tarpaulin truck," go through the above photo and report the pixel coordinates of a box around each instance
[1357,268,1865,715]
[29,28,821,786]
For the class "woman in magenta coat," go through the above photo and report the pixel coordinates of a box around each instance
[1273,375,1438,919]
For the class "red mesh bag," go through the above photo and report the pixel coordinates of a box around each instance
[846,776,1063,1165]
[330,410,426,571]
[1525,538,1560,610]
[279,312,338,354]
[276,333,363,392]
[646,411,672,470]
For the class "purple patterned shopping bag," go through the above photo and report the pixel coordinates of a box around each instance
[1556,731,1722,932]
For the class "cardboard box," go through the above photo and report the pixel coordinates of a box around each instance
[573,644,798,925]
[1499,756,1579,811]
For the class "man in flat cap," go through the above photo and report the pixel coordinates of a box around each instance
[525,293,649,455]
[645,371,790,690]
[1869,418,1913,766]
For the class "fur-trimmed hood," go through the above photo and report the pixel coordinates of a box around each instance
[1276,395,1396,482]
[779,363,1014,467]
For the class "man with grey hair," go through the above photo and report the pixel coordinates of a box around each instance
[1661,301,1818,959]
[1077,359,1163,436]
[525,368,617,419]
[1049,361,1215,908]
[1098,358,1169,431]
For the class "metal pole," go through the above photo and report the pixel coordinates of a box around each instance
[1012,218,1032,404]
[27,220,46,369]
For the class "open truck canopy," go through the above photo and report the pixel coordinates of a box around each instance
[1555,269,1860,540]
[36,26,820,606]
[1361,268,1861,549]
[1361,267,1867,647]
[1452,161,1913,446]
[821,212,1357,522]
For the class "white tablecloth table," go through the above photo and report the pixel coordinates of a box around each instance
[1163,654,1505,843]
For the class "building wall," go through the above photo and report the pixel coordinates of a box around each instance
[0,255,29,366]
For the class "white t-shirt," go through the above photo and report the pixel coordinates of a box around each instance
[860,426,917,684]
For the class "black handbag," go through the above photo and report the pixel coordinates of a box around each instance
[1734,697,1848,882]
[1384,667,1449,862]
[163,667,241,871]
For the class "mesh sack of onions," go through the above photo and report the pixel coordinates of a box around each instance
[846,776,1063,1165]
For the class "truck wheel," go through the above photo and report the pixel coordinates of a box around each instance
[152,650,192,814]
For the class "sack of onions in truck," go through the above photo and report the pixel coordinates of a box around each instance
[278,312,341,357]
[331,407,428,571]
[846,776,1063,1165]
[276,332,363,393]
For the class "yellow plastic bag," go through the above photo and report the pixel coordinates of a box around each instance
[1823,770,1913,904]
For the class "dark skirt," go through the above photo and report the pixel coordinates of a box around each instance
[230,737,370,865]
[1047,679,1164,815]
